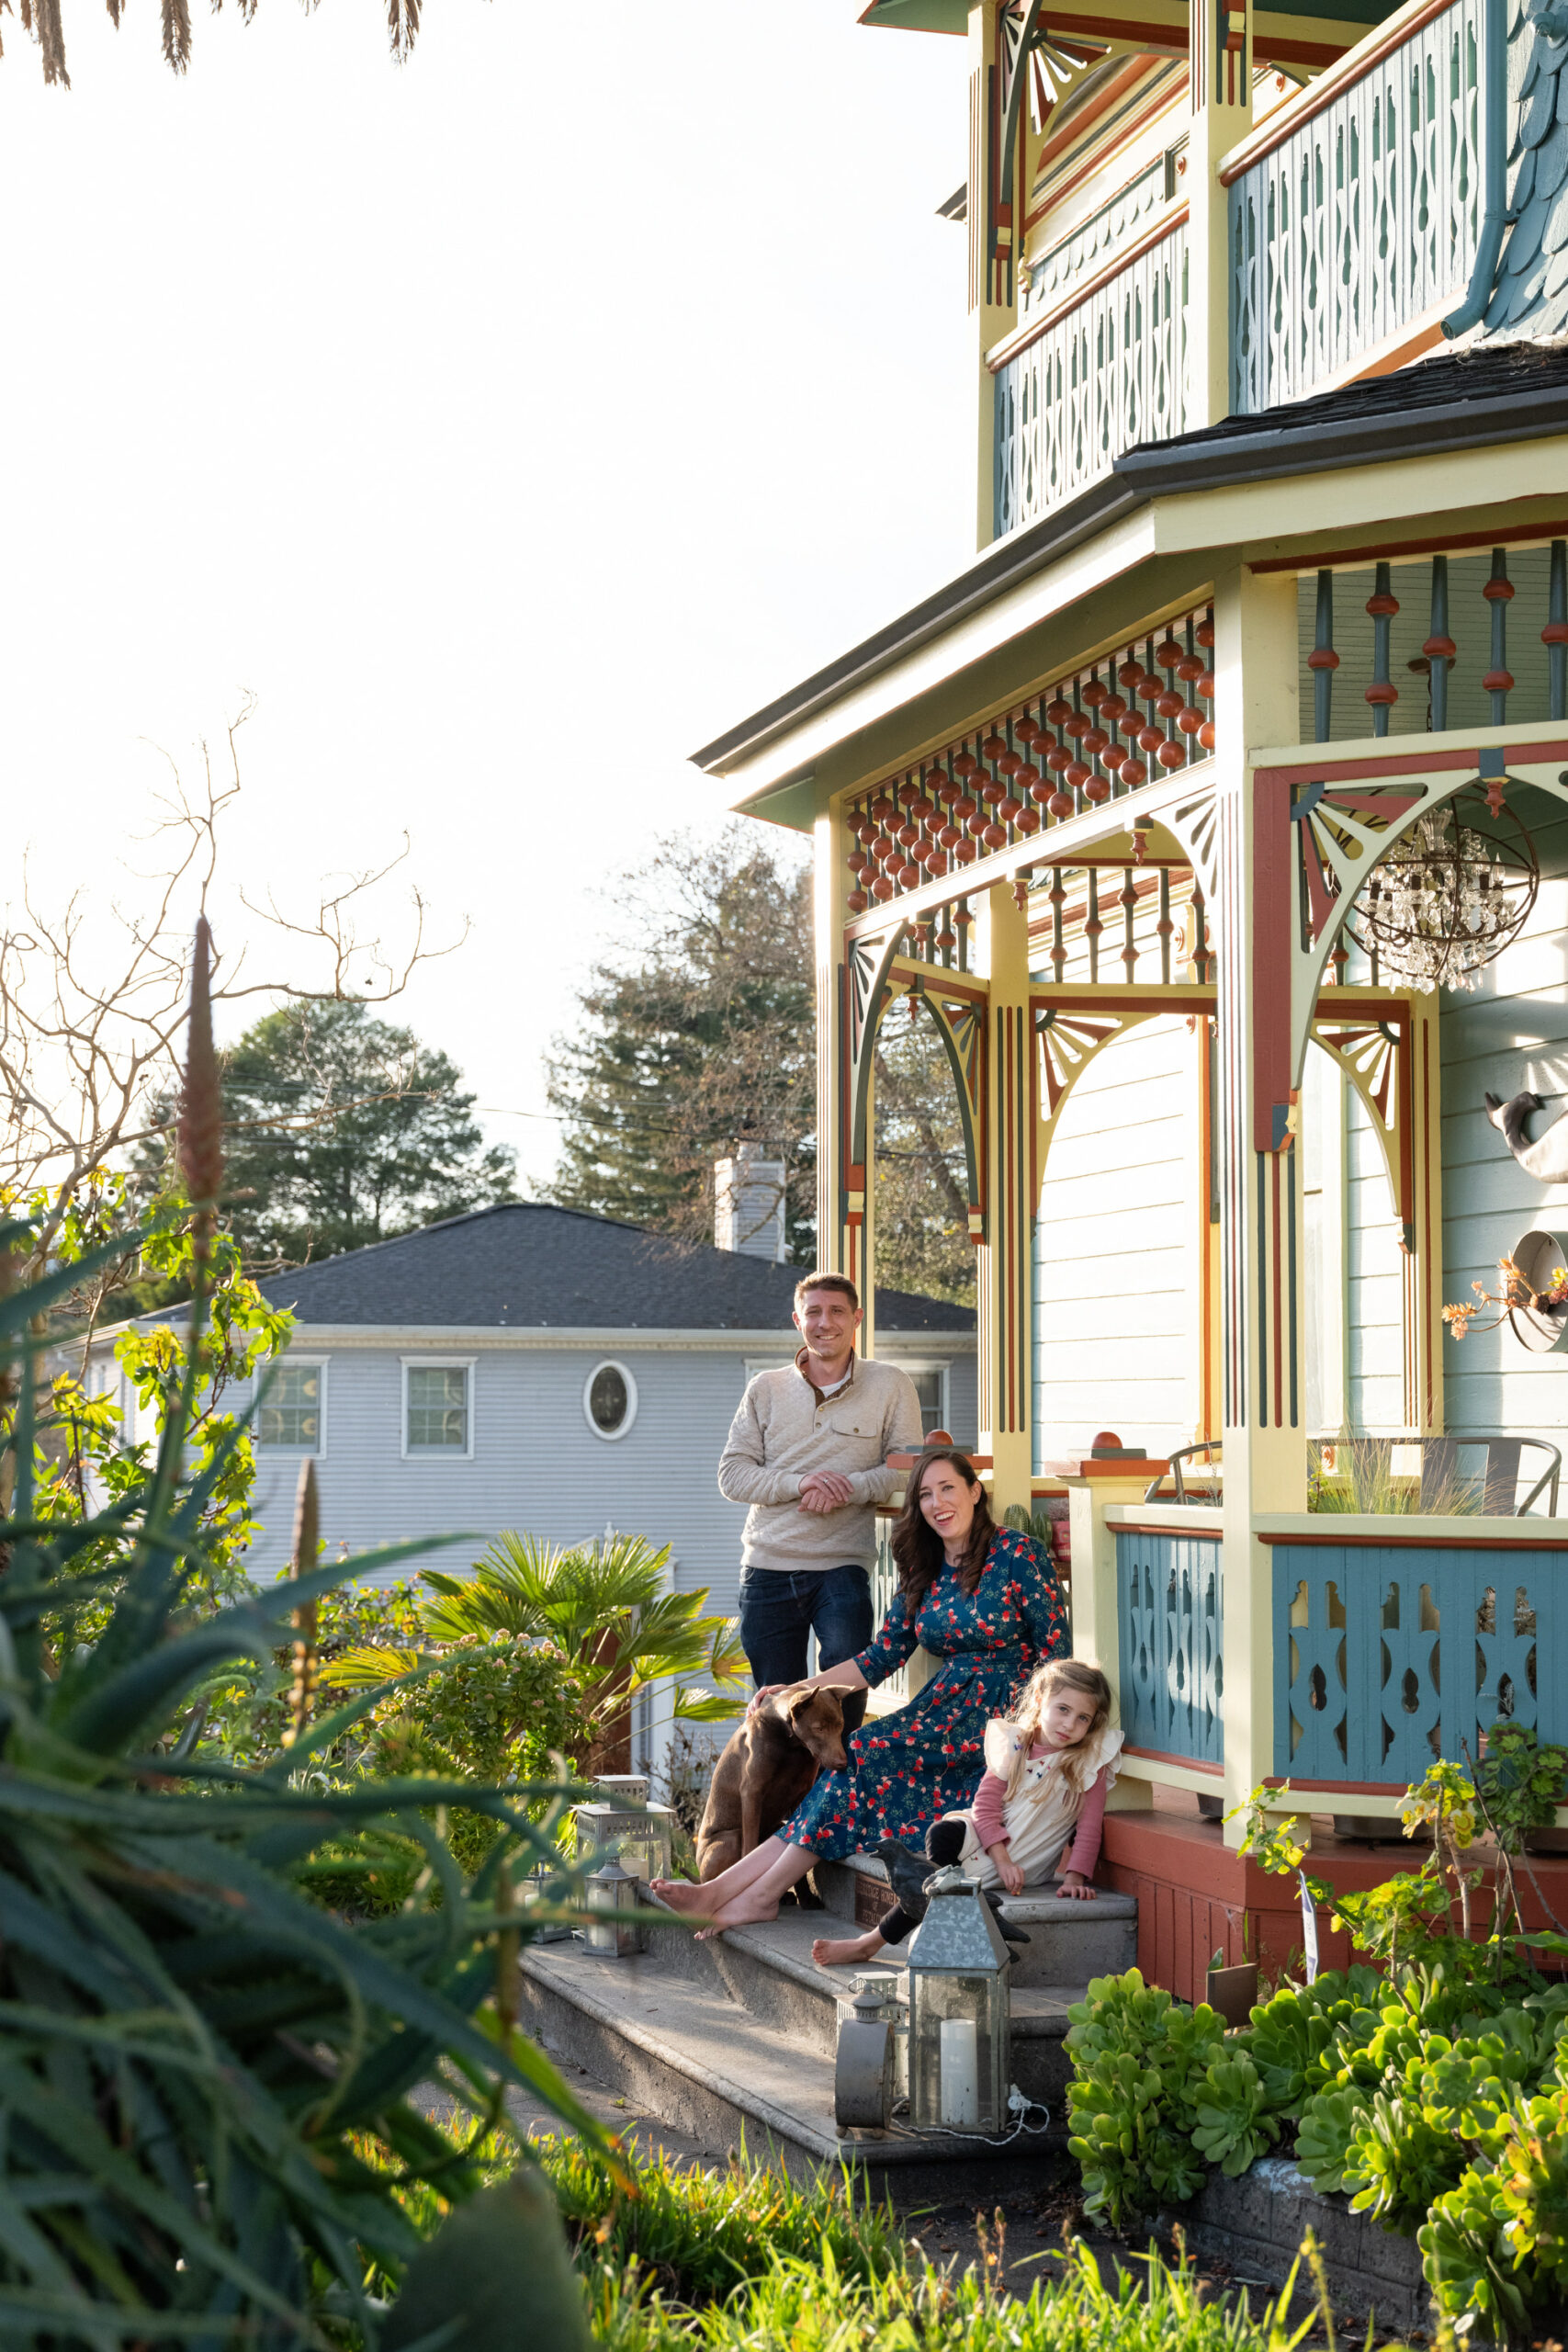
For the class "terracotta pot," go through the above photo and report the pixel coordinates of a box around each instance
[1206,1961,1259,2029]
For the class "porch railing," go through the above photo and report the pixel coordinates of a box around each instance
[1115,1527,1224,1766]
[993,216,1188,538]
[1226,0,1487,414]
[1272,1530,1568,1783]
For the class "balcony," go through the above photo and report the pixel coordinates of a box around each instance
[992,0,1507,539]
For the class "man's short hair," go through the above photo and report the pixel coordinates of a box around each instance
[794,1271,860,1312]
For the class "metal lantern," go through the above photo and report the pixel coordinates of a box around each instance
[905,1865,1011,2135]
[574,1800,674,1893]
[834,1982,896,2130]
[583,1854,641,1958]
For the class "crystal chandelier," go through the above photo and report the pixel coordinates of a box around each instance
[1346,786,1539,994]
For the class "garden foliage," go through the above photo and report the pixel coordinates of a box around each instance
[1066,1766,1568,2339]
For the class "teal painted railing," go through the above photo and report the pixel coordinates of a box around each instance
[1116,1528,1224,1766]
[1228,0,1490,413]
[1273,1539,1568,1783]
[993,214,1188,538]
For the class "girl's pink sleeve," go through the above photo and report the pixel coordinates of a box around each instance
[971,1766,1011,1850]
[1063,1763,1111,1880]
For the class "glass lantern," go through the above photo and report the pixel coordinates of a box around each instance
[905,1865,1010,2134]
[583,1854,641,1957]
[574,1800,673,1893]
[835,1968,908,2110]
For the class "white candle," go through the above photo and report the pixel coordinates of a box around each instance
[939,2016,978,2127]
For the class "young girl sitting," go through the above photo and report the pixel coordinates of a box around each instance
[811,1657,1121,1970]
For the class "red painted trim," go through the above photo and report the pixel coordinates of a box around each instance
[1112,1519,1221,1536]
[1123,1747,1225,1776]
[1251,519,1568,573]
[1257,1527,1568,1548]
[1251,769,1294,1153]
[1423,1019,1435,1430]
[1264,1775,1409,1793]
[1254,739,1568,788]
[1218,0,1459,185]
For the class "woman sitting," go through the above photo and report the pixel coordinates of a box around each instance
[653,1445,1069,1933]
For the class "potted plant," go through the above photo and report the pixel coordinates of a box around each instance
[1476,1719,1568,1855]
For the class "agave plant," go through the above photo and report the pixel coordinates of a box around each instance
[0,926,604,2346]
[337,1529,748,1779]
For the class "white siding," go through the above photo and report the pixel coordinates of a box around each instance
[1032,1015,1194,1462]
[1440,790,1568,1442]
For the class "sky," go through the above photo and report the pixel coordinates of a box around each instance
[1,0,974,1194]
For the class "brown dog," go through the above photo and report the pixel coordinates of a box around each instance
[695,1686,849,1880]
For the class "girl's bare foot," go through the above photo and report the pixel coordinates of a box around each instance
[649,1878,711,1916]
[811,1930,886,1968]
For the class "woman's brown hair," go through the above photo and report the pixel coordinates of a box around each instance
[890,1447,998,1611]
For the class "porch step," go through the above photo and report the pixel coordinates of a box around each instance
[519,1924,1069,2201]
[813,1855,1140,1985]
[518,1881,1140,2197]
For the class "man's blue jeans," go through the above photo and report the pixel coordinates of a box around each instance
[737,1563,873,1735]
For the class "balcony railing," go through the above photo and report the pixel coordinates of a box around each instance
[1116,1525,1224,1767]
[1227,0,1486,413]
[993,212,1188,538]
[990,0,1503,537]
[1272,1523,1568,1784]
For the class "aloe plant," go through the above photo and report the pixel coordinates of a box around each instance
[0,925,603,2346]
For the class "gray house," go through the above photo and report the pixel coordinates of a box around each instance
[198,1204,976,1622]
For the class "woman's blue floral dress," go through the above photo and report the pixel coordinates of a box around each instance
[778,1527,1069,1860]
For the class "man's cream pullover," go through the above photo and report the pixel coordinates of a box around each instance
[717,1352,925,1573]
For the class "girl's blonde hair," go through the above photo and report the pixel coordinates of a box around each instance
[1002,1657,1112,1797]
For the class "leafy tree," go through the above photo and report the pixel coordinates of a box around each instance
[873,1000,976,1307]
[546,826,818,1260]
[144,996,515,1270]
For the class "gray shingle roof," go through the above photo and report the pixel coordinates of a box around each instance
[254,1204,976,1334]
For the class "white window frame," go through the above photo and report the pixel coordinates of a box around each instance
[884,1358,951,1437]
[400,1356,477,1462]
[257,1356,329,1456]
[582,1358,638,1442]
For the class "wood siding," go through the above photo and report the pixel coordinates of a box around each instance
[1032,1015,1194,1462]
[1441,787,1568,1443]
[244,1339,976,1623]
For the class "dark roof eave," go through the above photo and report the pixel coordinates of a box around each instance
[689,473,1144,775]
[692,361,1568,783]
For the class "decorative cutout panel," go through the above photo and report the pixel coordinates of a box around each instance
[1116,1530,1224,1766]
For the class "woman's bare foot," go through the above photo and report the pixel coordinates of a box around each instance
[694,1886,784,1937]
[649,1878,711,1916]
[811,1929,886,1968]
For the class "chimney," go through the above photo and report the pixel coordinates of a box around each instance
[714,1144,786,1262]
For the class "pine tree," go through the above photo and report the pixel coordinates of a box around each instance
[142,999,515,1269]
[545,829,818,1260]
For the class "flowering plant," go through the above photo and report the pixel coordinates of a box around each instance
[1443,1251,1568,1340]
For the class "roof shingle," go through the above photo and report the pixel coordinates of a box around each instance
[255,1204,976,1334]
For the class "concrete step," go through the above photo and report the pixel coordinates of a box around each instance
[813,1855,1140,1985]
[519,1930,1066,2202]
[633,1906,1080,2108]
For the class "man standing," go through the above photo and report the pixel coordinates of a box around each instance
[717,1272,924,1733]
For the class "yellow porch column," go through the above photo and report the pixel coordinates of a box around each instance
[1213,564,1305,1836]
[814,811,844,1278]
[969,0,1020,549]
[1186,0,1252,427]
[977,878,1032,1515]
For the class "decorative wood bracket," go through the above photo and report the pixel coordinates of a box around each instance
[898,963,990,1244]
[1033,997,1170,1198]
[841,925,907,1235]
[1311,1001,1415,1252]
[1247,744,1568,1156]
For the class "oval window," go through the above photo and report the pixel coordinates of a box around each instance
[583,1360,637,1441]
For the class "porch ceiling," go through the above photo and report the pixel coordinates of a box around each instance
[694,344,1568,828]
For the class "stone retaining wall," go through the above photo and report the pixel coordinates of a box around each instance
[1160,2160,1428,2334]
